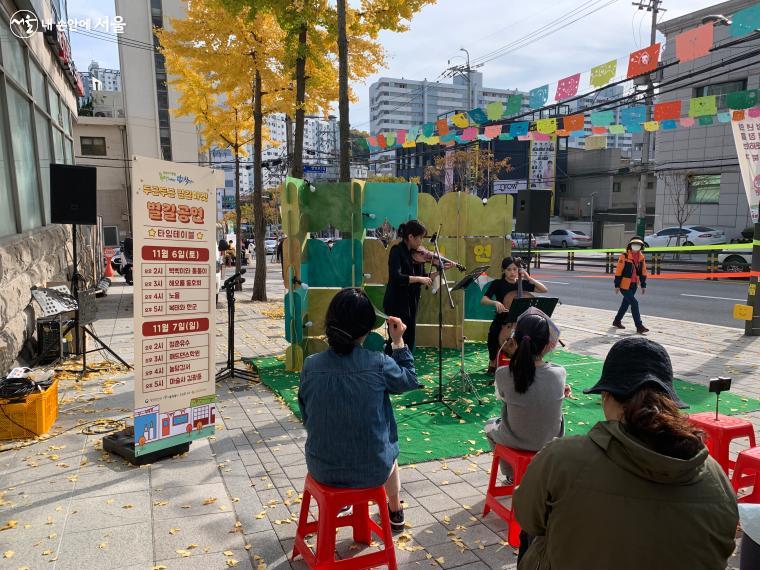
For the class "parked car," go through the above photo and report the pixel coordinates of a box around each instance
[549,229,592,248]
[719,249,751,274]
[644,225,727,248]
[534,234,551,248]
[510,232,537,250]
[264,238,277,254]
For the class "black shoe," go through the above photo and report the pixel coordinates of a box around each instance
[388,504,405,534]
[636,325,649,334]
[612,321,625,329]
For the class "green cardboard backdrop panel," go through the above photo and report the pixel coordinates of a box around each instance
[438,192,466,237]
[466,193,513,237]
[363,239,392,285]
[282,178,306,237]
[363,331,386,352]
[464,237,509,280]
[303,239,363,287]
[364,284,388,329]
[304,287,340,336]
[465,279,496,320]
[300,182,360,233]
[362,182,418,229]
[417,193,440,235]
[284,286,308,343]
[283,238,303,283]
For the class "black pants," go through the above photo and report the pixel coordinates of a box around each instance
[487,313,509,361]
[384,301,418,355]
[741,532,760,570]
[517,531,534,565]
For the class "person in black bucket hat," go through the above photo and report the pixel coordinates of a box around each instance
[511,336,738,570]
[583,336,687,408]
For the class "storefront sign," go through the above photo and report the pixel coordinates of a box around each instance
[131,156,222,456]
[731,117,760,222]
[493,179,527,195]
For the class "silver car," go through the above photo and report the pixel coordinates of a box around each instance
[719,249,751,274]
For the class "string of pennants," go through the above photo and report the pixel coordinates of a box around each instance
[364,2,760,153]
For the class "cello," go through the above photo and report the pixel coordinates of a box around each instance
[497,257,535,351]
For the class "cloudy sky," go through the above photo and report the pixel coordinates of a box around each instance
[68,0,724,129]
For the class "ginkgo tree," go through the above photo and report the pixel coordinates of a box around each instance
[158,1,290,300]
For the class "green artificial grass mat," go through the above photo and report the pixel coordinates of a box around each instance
[244,345,760,465]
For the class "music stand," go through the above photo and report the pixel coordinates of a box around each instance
[446,265,491,404]
[505,297,560,323]
[405,225,460,418]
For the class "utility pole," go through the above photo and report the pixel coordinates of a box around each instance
[748,209,760,336]
[633,0,663,237]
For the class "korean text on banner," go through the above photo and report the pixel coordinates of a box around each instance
[131,156,222,456]
[731,117,760,222]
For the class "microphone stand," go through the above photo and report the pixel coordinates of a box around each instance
[216,269,257,383]
[405,225,460,418]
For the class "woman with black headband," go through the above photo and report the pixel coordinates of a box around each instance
[298,288,422,533]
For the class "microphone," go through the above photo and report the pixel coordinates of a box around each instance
[222,268,246,289]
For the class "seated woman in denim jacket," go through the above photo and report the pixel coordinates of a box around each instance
[298,288,421,532]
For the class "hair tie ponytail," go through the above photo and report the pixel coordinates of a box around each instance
[523,335,531,343]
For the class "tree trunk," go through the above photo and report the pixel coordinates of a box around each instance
[337,0,350,182]
[234,146,243,291]
[291,24,307,179]
[252,69,267,302]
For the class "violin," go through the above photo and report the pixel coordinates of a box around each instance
[411,245,465,272]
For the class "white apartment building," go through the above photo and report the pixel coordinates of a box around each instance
[115,0,201,164]
[369,71,526,135]
[80,59,121,103]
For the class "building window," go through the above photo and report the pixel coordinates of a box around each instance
[0,24,28,88]
[612,182,621,193]
[7,87,43,231]
[688,174,721,204]
[695,80,747,110]
[81,136,107,156]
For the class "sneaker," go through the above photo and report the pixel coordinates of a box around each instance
[503,475,514,486]
[612,321,625,329]
[338,505,353,517]
[636,325,649,334]
[388,504,405,534]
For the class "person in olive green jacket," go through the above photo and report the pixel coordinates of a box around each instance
[513,337,738,570]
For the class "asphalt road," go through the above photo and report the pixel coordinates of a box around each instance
[529,268,751,329]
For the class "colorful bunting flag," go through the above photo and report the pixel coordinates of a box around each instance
[385,132,396,146]
[563,114,586,132]
[680,117,695,127]
[688,95,717,117]
[608,124,626,135]
[529,85,549,109]
[555,129,570,137]
[660,120,677,130]
[422,122,435,137]
[653,101,682,121]
[590,110,614,126]
[517,135,532,141]
[675,23,713,63]
[627,43,660,78]
[377,133,387,148]
[626,122,643,133]
[698,116,713,126]
[509,122,530,137]
[468,108,489,125]
[498,133,513,140]
[717,112,732,123]
[749,107,760,118]
[730,4,760,38]
[585,135,607,150]
[536,118,557,134]
[505,95,523,116]
[590,59,617,88]
[436,119,449,136]
[440,133,457,143]
[727,90,760,110]
[367,136,377,147]
[402,140,416,148]
[621,105,646,125]
[407,126,420,140]
[486,101,504,120]
[397,130,407,144]
[451,113,469,128]
[533,133,551,141]
[643,121,659,132]
[555,73,581,101]
[484,124,502,139]
[591,126,608,134]
[733,110,746,121]
[461,127,478,141]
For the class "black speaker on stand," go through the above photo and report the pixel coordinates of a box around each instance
[50,164,130,376]
[515,189,552,270]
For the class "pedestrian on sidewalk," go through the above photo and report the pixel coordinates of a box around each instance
[298,288,422,533]
[513,336,738,570]
[613,236,649,334]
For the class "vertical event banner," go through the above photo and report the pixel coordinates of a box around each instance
[131,156,222,456]
[731,117,760,222]
[529,138,557,190]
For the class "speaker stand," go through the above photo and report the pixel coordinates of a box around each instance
[67,223,132,378]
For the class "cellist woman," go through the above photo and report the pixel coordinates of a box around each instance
[481,256,548,375]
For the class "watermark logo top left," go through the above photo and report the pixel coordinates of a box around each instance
[10,10,39,39]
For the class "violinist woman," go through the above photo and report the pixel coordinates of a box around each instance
[481,256,548,375]
[383,220,433,353]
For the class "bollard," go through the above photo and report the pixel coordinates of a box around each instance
[566,252,571,271]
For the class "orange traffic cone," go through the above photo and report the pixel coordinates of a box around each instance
[104,254,115,277]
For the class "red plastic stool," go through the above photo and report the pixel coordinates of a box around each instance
[688,412,756,475]
[482,444,537,547]
[292,474,397,569]
[497,354,510,367]
[732,446,760,503]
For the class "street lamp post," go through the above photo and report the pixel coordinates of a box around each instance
[588,192,598,246]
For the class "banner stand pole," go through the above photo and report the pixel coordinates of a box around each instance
[745,206,760,337]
